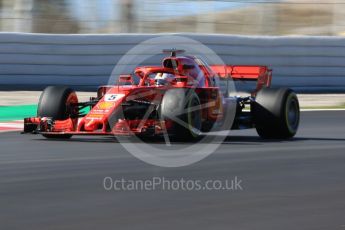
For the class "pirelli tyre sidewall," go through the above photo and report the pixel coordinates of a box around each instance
[251,88,300,139]
[37,86,78,139]
[160,88,202,141]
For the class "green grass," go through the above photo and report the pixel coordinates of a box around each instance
[301,104,345,110]
[243,104,345,111]
[0,104,37,121]
[0,105,90,122]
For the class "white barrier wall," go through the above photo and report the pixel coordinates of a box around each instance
[0,32,345,92]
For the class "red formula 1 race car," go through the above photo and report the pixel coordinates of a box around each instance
[23,49,300,140]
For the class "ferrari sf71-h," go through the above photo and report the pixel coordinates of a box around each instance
[23,49,300,140]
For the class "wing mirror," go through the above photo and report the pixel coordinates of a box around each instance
[118,74,134,85]
[182,64,195,70]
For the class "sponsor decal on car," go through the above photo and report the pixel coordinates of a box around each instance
[97,101,115,110]
[87,114,104,118]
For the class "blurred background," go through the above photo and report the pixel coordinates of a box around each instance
[1,0,345,35]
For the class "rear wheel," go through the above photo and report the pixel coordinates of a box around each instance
[37,86,78,139]
[251,88,300,139]
[160,89,202,141]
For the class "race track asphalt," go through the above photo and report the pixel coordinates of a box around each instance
[1,111,345,230]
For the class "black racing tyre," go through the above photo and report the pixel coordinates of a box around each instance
[160,89,202,141]
[251,88,300,139]
[37,86,78,139]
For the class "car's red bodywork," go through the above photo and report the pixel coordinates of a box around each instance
[24,53,272,137]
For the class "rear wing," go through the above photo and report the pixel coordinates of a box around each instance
[210,65,272,95]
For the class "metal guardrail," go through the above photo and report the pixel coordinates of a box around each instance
[0,33,345,92]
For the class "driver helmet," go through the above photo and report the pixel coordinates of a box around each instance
[155,73,175,86]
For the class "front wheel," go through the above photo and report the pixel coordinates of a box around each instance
[251,88,300,139]
[37,86,78,139]
[160,89,202,141]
